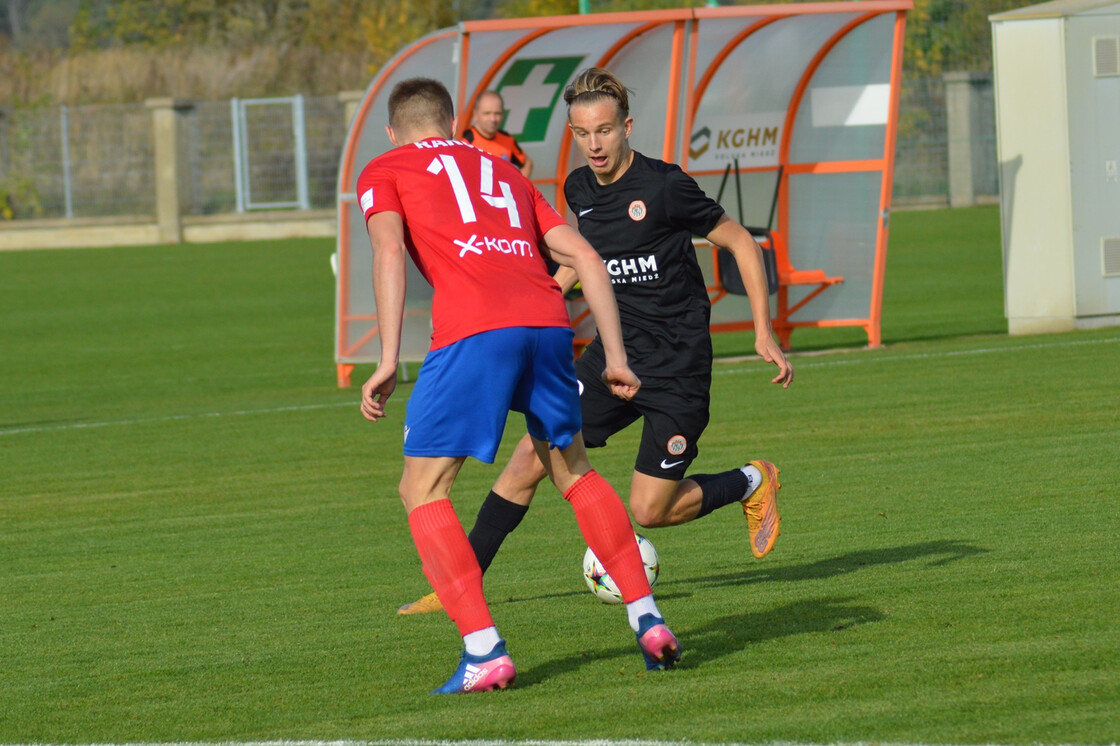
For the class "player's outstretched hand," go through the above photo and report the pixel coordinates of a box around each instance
[757,336,794,388]
[361,365,398,422]
[602,364,641,401]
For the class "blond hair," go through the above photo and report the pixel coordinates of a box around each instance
[563,67,632,119]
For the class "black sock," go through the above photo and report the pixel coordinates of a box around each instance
[691,469,749,519]
[468,490,529,573]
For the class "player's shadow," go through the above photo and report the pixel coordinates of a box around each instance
[516,595,884,687]
[679,596,886,668]
[680,539,988,595]
[498,540,985,607]
[514,540,986,686]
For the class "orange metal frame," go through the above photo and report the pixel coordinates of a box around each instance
[336,3,910,384]
[771,11,883,349]
[680,16,780,174]
[551,19,687,350]
[685,6,907,349]
[871,9,909,349]
[336,31,457,387]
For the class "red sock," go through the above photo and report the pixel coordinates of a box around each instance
[407,499,494,636]
[563,470,651,603]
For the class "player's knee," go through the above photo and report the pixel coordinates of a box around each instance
[513,439,548,480]
[630,499,670,528]
[511,436,541,468]
[494,436,547,501]
[397,474,429,509]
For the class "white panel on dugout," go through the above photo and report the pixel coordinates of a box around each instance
[992,0,1120,335]
[334,4,911,387]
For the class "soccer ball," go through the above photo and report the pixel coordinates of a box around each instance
[582,533,659,604]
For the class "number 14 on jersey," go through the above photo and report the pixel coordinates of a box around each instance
[427,152,522,229]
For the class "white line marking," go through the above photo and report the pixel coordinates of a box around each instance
[0,401,362,437]
[4,335,1116,438]
[3,741,1108,746]
[714,334,1120,376]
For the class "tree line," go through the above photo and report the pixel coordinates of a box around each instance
[1,0,1038,106]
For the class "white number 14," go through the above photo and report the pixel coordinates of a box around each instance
[427,153,522,229]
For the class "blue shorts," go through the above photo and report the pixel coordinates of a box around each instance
[403,326,582,463]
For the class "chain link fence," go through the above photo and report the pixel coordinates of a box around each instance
[184,96,348,216]
[0,95,347,221]
[0,103,155,219]
[894,72,999,207]
[1,0,1031,222]
[1,11,1007,223]
[0,86,997,222]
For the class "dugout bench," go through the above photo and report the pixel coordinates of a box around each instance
[707,162,844,350]
[569,163,843,354]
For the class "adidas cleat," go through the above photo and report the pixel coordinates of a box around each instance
[635,613,681,671]
[431,640,516,694]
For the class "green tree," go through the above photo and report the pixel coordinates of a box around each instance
[905,0,1038,75]
[361,0,459,73]
[496,0,577,17]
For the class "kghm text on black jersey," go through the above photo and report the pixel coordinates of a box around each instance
[606,254,659,284]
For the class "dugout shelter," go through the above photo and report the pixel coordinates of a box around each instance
[334,2,910,387]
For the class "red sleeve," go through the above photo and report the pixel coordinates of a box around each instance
[530,183,566,237]
[356,158,403,223]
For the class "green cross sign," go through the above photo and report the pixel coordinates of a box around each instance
[496,56,586,143]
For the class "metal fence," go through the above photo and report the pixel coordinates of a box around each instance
[0,95,347,221]
[185,96,347,216]
[0,103,155,219]
[894,73,1000,206]
[0,78,995,223]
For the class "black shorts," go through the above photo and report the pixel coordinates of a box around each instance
[575,343,711,481]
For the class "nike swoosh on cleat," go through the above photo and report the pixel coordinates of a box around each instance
[660,459,684,469]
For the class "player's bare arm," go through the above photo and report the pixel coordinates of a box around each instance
[542,223,640,401]
[552,264,578,294]
[361,211,409,422]
[706,215,794,388]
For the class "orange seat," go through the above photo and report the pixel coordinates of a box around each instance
[568,226,844,356]
[706,227,843,350]
[769,230,843,287]
[767,229,843,349]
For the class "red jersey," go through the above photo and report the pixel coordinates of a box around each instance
[357,137,569,350]
[462,126,526,170]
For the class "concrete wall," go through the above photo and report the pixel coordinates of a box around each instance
[945,71,999,208]
[0,210,336,252]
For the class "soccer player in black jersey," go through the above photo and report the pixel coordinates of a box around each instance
[400,68,794,616]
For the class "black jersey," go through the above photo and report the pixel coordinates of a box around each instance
[565,151,725,379]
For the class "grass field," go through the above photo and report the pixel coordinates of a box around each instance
[2,206,1118,744]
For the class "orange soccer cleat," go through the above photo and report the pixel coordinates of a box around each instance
[397,591,444,615]
[742,460,781,559]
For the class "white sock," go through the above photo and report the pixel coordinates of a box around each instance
[463,626,502,656]
[625,594,661,632]
[740,464,763,500]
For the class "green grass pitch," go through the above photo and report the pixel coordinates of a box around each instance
[1,206,1117,743]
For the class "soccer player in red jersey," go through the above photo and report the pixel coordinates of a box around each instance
[356,78,680,693]
[400,68,793,618]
